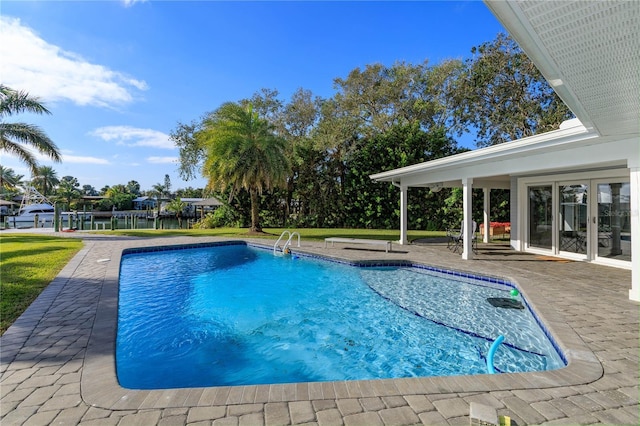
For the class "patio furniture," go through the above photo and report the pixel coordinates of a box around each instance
[449,221,478,254]
[560,231,586,253]
[446,225,463,250]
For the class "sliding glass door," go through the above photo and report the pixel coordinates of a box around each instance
[523,173,631,267]
[558,183,588,257]
[528,185,553,250]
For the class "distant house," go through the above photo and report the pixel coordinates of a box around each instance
[186,198,223,218]
[132,196,156,210]
[180,198,204,216]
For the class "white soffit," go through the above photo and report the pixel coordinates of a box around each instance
[485,0,640,137]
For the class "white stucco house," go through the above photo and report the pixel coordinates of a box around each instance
[370,1,640,302]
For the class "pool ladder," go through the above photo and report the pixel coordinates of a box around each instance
[274,230,301,255]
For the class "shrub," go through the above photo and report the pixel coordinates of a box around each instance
[192,205,238,229]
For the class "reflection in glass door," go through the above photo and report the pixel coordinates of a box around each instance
[528,185,552,250]
[597,182,631,262]
[558,184,588,255]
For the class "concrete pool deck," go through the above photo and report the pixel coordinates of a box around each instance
[0,231,638,425]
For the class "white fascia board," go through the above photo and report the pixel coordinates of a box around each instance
[395,136,635,188]
[369,121,593,183]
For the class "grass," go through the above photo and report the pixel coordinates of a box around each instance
[0,234,83,334]
[0,227,446,334]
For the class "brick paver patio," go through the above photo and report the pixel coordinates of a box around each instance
[1,231,638,425]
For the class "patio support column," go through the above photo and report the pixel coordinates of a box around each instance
[399,184,409,245]
[462,177,474,260]
[483,188,490,244]
[629,167,640,302]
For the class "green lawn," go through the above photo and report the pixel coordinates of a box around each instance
[0,228,445,334]
[0,234,83,334]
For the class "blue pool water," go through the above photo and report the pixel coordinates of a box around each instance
[116,243,565,389]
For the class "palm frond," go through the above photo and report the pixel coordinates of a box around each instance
[0,122,61,162]
[0,86,59,173]
[0,85,51,118]
[0,138,39,173]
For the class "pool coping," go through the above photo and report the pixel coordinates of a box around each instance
[81,239,603,410]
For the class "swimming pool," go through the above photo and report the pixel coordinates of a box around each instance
[116,242,565,389]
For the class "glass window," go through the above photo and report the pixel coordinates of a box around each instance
[597,182,631,262]
[558,184,588,254]
[528,186,552,250]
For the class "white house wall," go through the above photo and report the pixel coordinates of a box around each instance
[629,167,640,302]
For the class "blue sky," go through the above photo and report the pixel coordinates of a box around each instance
[1,0,505,192]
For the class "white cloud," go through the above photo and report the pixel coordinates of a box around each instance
[0,16,148,107]
[2,149,109,166]
[62,155,110,165]
[147,156,178,164]
[122,0,148,7]
[90,126,174,149]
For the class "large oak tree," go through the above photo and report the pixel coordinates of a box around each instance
[452,33,573,146]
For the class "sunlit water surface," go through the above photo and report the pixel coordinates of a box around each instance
[117,244,564,389]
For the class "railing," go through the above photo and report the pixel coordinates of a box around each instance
[273,230,301,255]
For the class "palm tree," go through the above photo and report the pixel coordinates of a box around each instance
[166,198,186,228]
[82,184,98,196]
[0,165,24,191]
[56,176,81,211]
[199,102,289,233]
[31,165,59,196]
[126,180,141,196]
[0,85,61,174]
[0,166,24,202]
[151,183,166,216]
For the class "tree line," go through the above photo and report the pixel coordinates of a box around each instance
[171,33,572,232]
[1,34,572,230]
[0,165,202,212]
